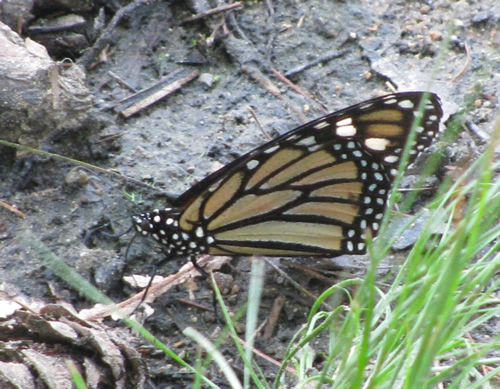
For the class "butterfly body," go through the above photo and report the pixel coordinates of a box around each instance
[133,92,442,259]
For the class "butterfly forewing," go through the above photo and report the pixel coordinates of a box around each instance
[133,92,442,258]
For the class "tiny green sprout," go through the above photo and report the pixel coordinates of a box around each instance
[157,52,169,60]
[123,188,143,205]
[393,191,403,203]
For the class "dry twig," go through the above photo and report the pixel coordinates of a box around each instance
[272,68,328,114]
[182,2,243,24]
[116,69,200,118]
[451,42,471,83]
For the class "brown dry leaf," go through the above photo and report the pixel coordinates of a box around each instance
[0,285,147,388]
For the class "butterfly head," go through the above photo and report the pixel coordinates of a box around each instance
[132,208,209,256]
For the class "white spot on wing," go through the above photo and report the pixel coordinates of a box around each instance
[247,160,259,170]
[264,145,279,154]
[384,155,399,163]
[297,136,316,146]
[398,99,414,109]
[365,138,391,151]
[336,124,357,137]
[336,117,352,126]
[313,121,329,130]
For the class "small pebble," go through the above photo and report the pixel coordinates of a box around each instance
[64,167,89,187]
[471,12,491,24]
[429,31,442,40]
[420,5,431,14]
[199,73,214,87]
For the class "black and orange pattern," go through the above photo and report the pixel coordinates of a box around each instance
[133,92,442,259]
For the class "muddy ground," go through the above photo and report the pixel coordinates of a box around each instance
[1,0,498,387]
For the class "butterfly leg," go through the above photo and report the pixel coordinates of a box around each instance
[127,253,175,318]
[189,255,222,323]
[190,255,209,279]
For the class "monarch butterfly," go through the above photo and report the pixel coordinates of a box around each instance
[133,92,442,265]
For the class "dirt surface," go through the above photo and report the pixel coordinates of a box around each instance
[1,0,498,387]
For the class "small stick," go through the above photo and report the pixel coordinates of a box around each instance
[237,337,298,375]
[95,132,125,144]
[116,69,199,118]
[263,295,286,339]
[49,64,60,109]
[264,0,274,15]
[241,65,281,97]
[182,2,243,24]
[451,42,471,83]
[284,49,350,78]
[281,260,334,283]
[177,298,213,312]
[263,258,324,306]
[272,68,328,114]
[247,105,273,140]
[0,200,25,218]
[108,71,137,92]
[242,65,306,122]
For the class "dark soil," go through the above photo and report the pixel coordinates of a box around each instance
[1,0,498,387]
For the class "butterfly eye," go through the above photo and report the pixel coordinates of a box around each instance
[133,92,442,259]
[132,215,150,236]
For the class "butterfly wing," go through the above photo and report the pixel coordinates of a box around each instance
[134,92,442,257]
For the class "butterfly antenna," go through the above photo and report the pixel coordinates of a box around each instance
[124,231,138,262]
[84,220,134,246]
